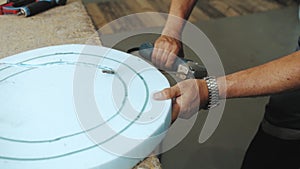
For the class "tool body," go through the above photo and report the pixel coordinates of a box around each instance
[0,0,35,15]
[138,42,207,80]
[0,0,66,16]
[18,0,66,16]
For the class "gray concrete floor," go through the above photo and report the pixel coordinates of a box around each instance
[101,6,300,169]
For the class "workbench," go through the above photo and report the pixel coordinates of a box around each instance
[0,0,162,168]
[0,0,100,58]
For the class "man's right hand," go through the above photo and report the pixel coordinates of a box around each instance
[153,79,209,122]
[152,35,183,70]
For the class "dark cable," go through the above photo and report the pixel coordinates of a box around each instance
[126,47,140,54]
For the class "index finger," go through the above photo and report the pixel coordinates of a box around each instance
[153,85,181,100]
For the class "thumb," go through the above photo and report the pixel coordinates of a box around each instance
[153,85,180,100]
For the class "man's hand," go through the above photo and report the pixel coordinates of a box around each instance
[150,0,197,70]
[153,79,209,122]
[152,35,183,70]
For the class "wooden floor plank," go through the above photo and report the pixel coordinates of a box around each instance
[85,3,108,29]
[127,0,167,28]
[85,0,298,34]
[224,0,252,14]
[189,6,211,22]
[244,0,279,12]
[197,0,226,18]
[209,0,241,17]
[147,0,170,13]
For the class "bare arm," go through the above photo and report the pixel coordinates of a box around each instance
[219,50,300,99]
[162,0,197,37]
[152,0,197,69]
[154,51,300,121]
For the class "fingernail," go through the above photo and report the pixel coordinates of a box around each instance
[153,92,163,100]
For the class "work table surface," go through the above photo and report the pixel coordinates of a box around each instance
[0,0,101,59]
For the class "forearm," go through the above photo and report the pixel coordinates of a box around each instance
[217,51,300,99]
[162,0,197,38]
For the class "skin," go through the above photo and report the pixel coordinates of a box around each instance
[154,50,300,122]
[153,0,300,122]
[151,0,197,70]
[154,79,208,121]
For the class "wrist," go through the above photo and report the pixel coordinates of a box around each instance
[203,76,221,109]
[216,76,227,99]
[162,18,184,39]
[161,28,182,40]
[197,79,209,108]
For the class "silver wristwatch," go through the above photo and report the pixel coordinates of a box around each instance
[203,76,220,109]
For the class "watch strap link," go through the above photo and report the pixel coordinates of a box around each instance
[203,76,220,109]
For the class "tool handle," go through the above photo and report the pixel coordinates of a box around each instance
[139,42,208,79]
[20,0,66,16]
[139,42,190,70]
[12,0,36,7]
[24,1,54,16]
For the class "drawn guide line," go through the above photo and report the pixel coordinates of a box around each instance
[0,52,150,161]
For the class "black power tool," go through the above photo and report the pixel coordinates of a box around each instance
[129,42,207,80]
[18,0,66,17]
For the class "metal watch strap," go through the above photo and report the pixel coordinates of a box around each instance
[203,76,220,109]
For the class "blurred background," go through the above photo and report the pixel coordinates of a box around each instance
[82,0,297,33]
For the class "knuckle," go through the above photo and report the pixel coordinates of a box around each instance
[161,88,171,98]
